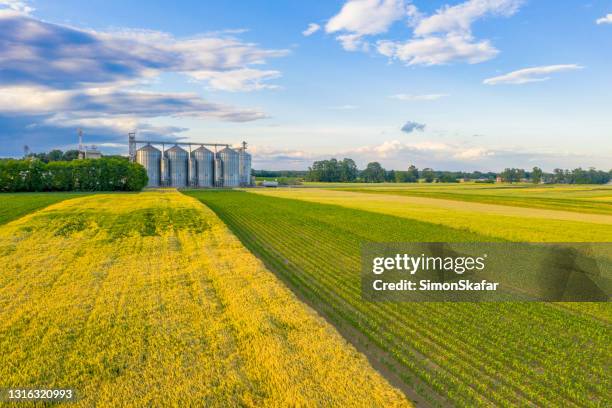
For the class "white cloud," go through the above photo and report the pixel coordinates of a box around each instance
[596,14,612,24]
[0,13,289,92]
[336,33,370,51]
[378,34,497,65]
[0,0,33,14]
[483,64,584,85]
[326,0,406,35]
[325,0,523,65]
[390,93,449,101]
[349,139,494,162]
[188,68,281,92]
[413,0,523,36]
[326,0,407,51]
[303,23,321,36]
[0,8,281,155]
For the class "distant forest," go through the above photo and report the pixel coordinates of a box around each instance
[253,158,612,184]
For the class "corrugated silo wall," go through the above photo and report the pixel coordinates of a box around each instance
[219,148,240,187]
[239,150,252,186]
[193,147,214,187]
[136,145,161,187]
[165,146,188,187]
[161,157,168,186]
[214,157,223,187]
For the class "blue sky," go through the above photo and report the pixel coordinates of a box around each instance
[0,0,610,171]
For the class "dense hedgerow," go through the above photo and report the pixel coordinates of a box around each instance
[0,158,147,192]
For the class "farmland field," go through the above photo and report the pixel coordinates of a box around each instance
[250,188,612,242]
[332,184,612,215]
[0,191,409,407]
[188,189,611,407]
[0,192,90,225]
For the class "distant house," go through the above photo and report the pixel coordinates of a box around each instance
[262,180,279,187]
[85,147,101,159]
[496,176,503,183]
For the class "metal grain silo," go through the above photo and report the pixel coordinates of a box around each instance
[188,152,196,187]
[161,155,169,186]
[214,156,223,187]
[218,147,240,187]
[192,146,214,187]
[136,144,161,187]
[239,149,252,186]
[164,145,188,187]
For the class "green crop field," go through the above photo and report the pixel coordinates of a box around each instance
[0,192,91,226]
[331,184,612,215]
[186,189,611,408]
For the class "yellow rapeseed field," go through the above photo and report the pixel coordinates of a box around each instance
[0,190,409,407]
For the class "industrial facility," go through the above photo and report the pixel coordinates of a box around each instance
[129,133,252,188]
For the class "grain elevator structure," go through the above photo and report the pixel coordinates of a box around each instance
[129,133,252,188]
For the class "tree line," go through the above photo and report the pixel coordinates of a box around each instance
[500,167,611,184]
[0,157,148,192]
[305,158,497,183]
[305,159,611,184]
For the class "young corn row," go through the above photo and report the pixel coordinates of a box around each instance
[188,190,611,408]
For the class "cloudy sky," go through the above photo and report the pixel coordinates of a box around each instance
[0,0,610,171]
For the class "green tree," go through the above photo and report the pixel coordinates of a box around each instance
[47,149,64,162]
[339,158,358,182]
[531,167,543,184]
[307,159,341,182]
[62,150,80,161]
[361,162,385,183]
[420,168,435,183]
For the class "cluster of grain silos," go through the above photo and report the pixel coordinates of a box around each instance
[135,142,252,188]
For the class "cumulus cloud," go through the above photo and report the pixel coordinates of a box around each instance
[390,93,449,101]
[596,14,612,24]
[303,23,321,36]
[401,120,426,133]
[412,0,523,36]
[336,33,370,51]
[483,64,584,85]
[378,34,498,65]
[0,12,288,90]
[188,68,282,92]
[325,0,522,65]
[0,6,287,156]
[325,0,407,51]
[0,0,33,13]
[326,0,406,35]
[0,86,265,121]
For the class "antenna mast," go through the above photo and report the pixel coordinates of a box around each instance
[78,128,84,159]
[128,131,136,162]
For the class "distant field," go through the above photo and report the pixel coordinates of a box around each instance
[0,192,90,225]
[187,190,611,407]
[0,191,408,407]
[332,184,612,215]
[250,188,612,242]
